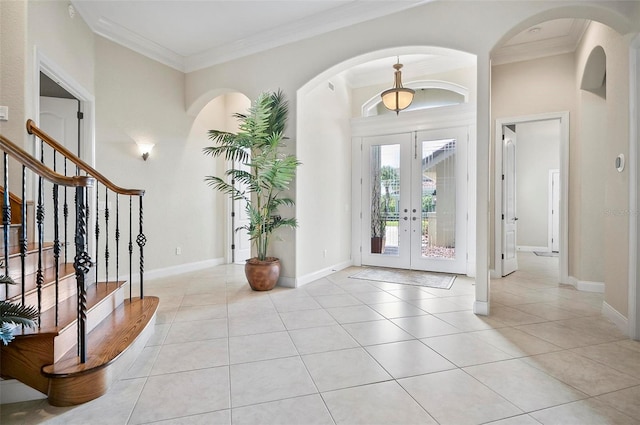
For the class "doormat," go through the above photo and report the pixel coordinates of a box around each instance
[349,267,455,290]
[534,251,559,257]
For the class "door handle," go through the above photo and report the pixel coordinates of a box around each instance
[514,217,519,221]
[412,217,417,221]
[403,217,408,221]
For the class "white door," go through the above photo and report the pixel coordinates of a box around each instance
[550,169,560,252]
[39,97,79,155]
[501,126,518,276]
[232,158,252,264]
[361,128,467,274]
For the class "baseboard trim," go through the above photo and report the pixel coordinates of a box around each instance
[602,301,629,334]
[577,280,605,293]
[567,276,605,293]
[473,301,489,316]
[124,258,225,283]
[296,260,353,287]
[517,245,549,252]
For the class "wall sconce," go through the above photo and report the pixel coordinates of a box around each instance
[137,142,155,161]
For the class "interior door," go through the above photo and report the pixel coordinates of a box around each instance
[232,158,252,264]
[502,126,518,276]
[551,169,560,252]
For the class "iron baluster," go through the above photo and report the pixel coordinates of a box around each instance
[95,185,99,285]
[63,158,68,264]
[52,152,61,325]
[104,187,109,283]
[115,195,120,284]
[136,196,146,299]
[128,196,133,301]
[20,166,27,307]
[74,186,91,363]
[2,153,10,301]
[36,144,45,328]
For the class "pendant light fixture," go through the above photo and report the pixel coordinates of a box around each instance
[381,57,415,115]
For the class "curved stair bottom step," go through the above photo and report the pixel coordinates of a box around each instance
[43,296,159,407]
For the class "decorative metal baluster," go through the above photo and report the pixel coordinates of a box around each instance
[52,153,61,326]
[128,196,133,301]
[20,166,27,307]
[104,187,109,284]
[63,158,68,264]
[115,194,120,285]
[95,185,99,284]
[36,143,45,328]
[3,153,11,301]
[136,196,146,299]
[74,186,90,363]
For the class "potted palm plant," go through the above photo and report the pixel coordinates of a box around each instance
[1,275,38,345]
[204,90,300,291]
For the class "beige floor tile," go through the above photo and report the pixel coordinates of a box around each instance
[228,312,285,336]
[516,322,609,349]
[181,292,227,306]
[616,339,640,353]
[488,305,547,326]
[289,324,359,354]
[511,302,579,321]
[325,304,386,323]
[555,316,628,343]
[384,286,437,301]
[434,310,506,331]
[165,318,228,343]
[365,340,455,378]
[123,345,161,378]
[572,342,640,379]
[470,327,562,357]
[342,319,414,346]
[229,357,316,407]
[271,295,321,313]
[313,293,363,308]
[464,359,587,412]
[129,367,230,424]
[368,301,428,319]
[146,323,171,346]
[232,394,333,425]
[399,369,522,425]
[279,308,338,330]
[422,333,513,367]
[352,291,402,305]
[484,415,542,425]
[408,297,467,313]
[227,298,277,317]
[229,331,298,364]
[151,338,229,375]
[302,347,391,392]
[530,398,638,425]
[392,315,462,339]
[303,280,347,296]
[339,281,381,293]
[322,380,438,425]
[523,351,640,396]
[595,385,640,421]
[146,410,231,425]
[174,304,227,322]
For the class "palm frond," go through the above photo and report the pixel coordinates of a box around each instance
[0,301,38,345]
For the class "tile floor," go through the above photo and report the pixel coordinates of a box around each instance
[2,253,640,424]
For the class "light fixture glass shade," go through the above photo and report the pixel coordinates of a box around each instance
[137,142,155,160]
[380,61,415,115]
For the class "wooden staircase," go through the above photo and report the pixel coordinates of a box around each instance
[0,124,158,406]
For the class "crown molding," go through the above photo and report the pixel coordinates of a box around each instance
[74,1,429,73]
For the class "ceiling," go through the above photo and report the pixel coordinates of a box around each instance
[70,1,589,86]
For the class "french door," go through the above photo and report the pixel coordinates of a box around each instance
[361,127,467,274]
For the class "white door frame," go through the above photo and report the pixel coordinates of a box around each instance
[549,169,560,252]
[351,103,476,277]
[629,34,640,340]
[494,112,569,283]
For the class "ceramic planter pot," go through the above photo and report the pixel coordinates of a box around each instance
[245,257,281,291]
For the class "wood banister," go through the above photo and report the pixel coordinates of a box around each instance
[26,120,145,196]
[0,135,93,188]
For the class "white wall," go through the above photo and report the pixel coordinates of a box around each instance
[296,75,352,281]
[515,120,560,249]
[95,37,227,272]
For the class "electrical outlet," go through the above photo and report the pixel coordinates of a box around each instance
[323,249,327,258]
[176,247,182,255]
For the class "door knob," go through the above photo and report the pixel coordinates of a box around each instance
[514,217,519,221]
[412,217,417,221]
[403,217,408,221]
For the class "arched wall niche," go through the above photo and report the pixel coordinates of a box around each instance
[581,45,607,98]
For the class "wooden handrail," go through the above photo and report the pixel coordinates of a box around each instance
[0,135,93,188]
[26,120,144,196]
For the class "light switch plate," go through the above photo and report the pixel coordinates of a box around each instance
[0,106,8,121]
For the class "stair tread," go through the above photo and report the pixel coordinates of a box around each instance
[12,281,126,335]
[5,263,76,301]
[0,242,56,258]
[42,296,159,377]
